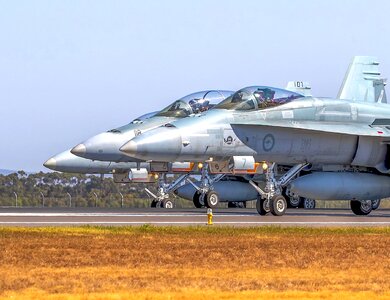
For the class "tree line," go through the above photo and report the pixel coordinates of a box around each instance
[0,171,193,208]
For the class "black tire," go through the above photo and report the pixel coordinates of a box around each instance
[228,202,235,208]
[350,200,372,215]
[150,200,158,208]
[269,195,287,216]
[289,196,301,208]
[372,199,381,210]
[282,187,300,208]
[256,196,270,215]
[193,192,203,208]
[162,199,174,209]
[205,191,219,208]
[303,198,316,209]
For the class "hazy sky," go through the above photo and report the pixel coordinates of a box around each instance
[1,0,390,171]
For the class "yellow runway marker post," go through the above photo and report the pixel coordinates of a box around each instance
[207,208,213,225]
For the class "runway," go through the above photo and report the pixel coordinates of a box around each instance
[0,207,389,226]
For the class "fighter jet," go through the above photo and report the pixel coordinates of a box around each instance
[120,56,388,216]
[71,91,233,162]
[45,86,311,209]
[46,91,234,208]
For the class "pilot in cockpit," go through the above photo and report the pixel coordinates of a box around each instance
[189,99,210,114]
[254,88,276,108]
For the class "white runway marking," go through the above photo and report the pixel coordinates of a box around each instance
[1,221,390,225]
[0,213,249,217]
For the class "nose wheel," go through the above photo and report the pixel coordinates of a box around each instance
[256,196,270,215]
[189,163,223,209]
[269,195,287,216]
[193,192,204,208]
[205,191,219,208]
[192,191,220,208]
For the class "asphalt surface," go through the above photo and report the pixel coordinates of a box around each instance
[0,207,389,226]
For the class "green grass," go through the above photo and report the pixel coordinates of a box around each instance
[1,225,390,236]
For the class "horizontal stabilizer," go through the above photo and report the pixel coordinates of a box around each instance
[231,119,390,137]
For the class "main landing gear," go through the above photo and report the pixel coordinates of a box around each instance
[188,163,224,209]
[249,162,309,216]
[145,173,190,209]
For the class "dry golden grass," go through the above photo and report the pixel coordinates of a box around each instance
[0,226,389,299]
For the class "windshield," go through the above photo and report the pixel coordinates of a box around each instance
[155,90,233,117]
[215,86,303,111]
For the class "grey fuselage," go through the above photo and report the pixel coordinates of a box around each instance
[72,90,234,162]
[123,97,390,173]
[74,116,178,162]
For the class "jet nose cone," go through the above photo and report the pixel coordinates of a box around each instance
[43,158,57,170]
[71,144,86,156]
[120,127,182,161]
[120,141,138,157]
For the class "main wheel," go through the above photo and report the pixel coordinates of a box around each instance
[256,196,270,215]
[351,200,372,215]
[193,192,203,208]
[205,191,219,208]
[303,198,316,209]
[269,195,287,216]
[372,199,381,210]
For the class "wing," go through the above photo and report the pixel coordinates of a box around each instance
[231,119,390,138]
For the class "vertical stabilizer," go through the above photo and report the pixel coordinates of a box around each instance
[338,56,387,103]
[285,81,312,96]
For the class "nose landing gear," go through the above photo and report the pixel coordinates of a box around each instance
[250,162,309,216]
[187,163,225,209]
[145,173,190,209]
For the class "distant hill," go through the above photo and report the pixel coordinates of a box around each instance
[0,169,17,175]
[0,169,36,175]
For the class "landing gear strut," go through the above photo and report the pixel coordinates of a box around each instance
[249,162,309,216]
[187,163,224,208]
[145,173,190,209]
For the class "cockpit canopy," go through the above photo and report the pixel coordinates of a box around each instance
[155,90,233,118]
[107,90,233,133]
[215,86,304,111]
